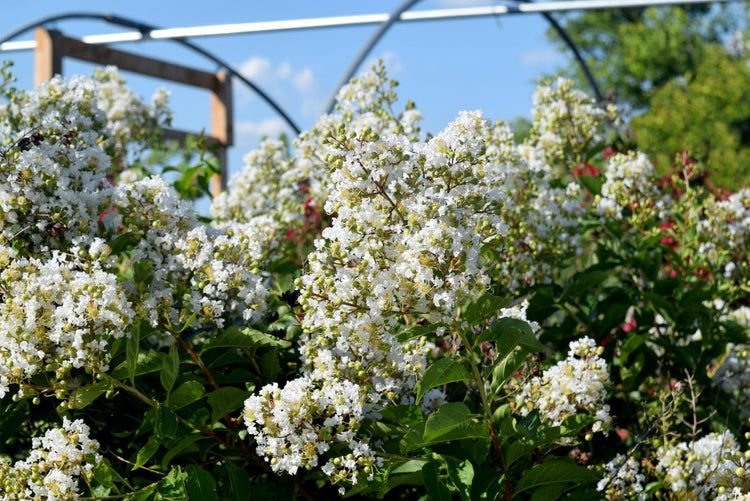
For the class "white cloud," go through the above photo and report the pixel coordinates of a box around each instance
[235,56,321,118]
[239,56,273,83]
[519,49,560,67]
[364,50,404,77]
[293,68,316,93]
[236,117,291,146]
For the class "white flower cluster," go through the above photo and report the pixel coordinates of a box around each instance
[211,138,326,269]
[528,77,619,168]
[112,176,268,330]
[0,418,100,501]
[696,188,750,279]
[89,66,172,156]
[0,246,133,398]
[299,108,510,401]
[0,72,269,394]
[596,453,647,500]
[495,144,587,289]
[596,151,665,220]
[516,337,611,433]
[243,376,379,486]
[715,306,750,416]
[656,430,739,498]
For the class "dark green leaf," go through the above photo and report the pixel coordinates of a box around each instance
[156,467,188,501]
[161,435,204,469]
[112,351,165,380]
[514,458,598,495]
[417,358,472,404]
[563,269,611,298]
[396,323,435,343]
[68,381,108,409]
[207,387,249,423]
[203,326,290,351]
[155,404,178,440]
[422,462,451,501]
[185,465,218,501]
[477,317,543,352]
[107,231,141,253]
[462,293,510,327]
[126,324,141,386]
[168,381,206,409]
[378,405,424,427]
[134,259,154,286]
[226,460,251,501]
[133,436,160,470]
[161,344,179,395]
[490,349,532,396]
[447,459,474,501]
[424,403,489,443]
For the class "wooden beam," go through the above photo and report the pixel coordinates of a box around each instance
[210,71,233,195]
[61,36,216,89]
[34,28,63,87]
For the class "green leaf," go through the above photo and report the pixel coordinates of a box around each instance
[379,404,424,425]
[259,349,280,382]
[514,458,598,495]
[391,459,429,474]
[396,323,435,343]
[161,435,204,469]
[168,381,206,409]
[226,460,251,501]
[184,465,218,501]
[490,349,531,396]
[134,258,154,286]
[107,231,141,253]
[477,317,543,353]
[126,325,141,386]
[462,293,510,326]
[68,381,108,409]
[447,459,474,501]
[563,268,611,298]
[112,351,165,380]
[423,402,488,443]
[155,404,178,441]
[156,467,188,501]
[203,326,290,351]
[161,344,179,395]
[417,358,472,404]
[422,462,451,501]
[530,483,569,501]
[207,387,249,423]
[134,436,160,470]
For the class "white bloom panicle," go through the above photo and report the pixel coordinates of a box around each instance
[516,337,611,433]
[0,70,269,395]
[0,248,133,398]
[656,430,739,499]
[0,418,100,501]
[597,454,647,500]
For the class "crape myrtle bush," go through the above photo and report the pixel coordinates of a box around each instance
[1,59,750,501]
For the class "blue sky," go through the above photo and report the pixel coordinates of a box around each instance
[0,0,573,180]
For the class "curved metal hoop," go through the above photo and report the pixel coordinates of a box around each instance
[323,0,603,114]
[0,12,302,135]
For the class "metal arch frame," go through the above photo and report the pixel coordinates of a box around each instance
[0,12,302,135]
[323,0,603,114]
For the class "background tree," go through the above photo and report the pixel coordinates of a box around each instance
[548,3,750,188]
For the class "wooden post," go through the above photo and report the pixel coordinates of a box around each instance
[210,70,233,196]
[34,28,63,87]
[31,29,234,195]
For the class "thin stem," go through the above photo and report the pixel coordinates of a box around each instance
[456,329,512,501]
[174,334,219,391]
